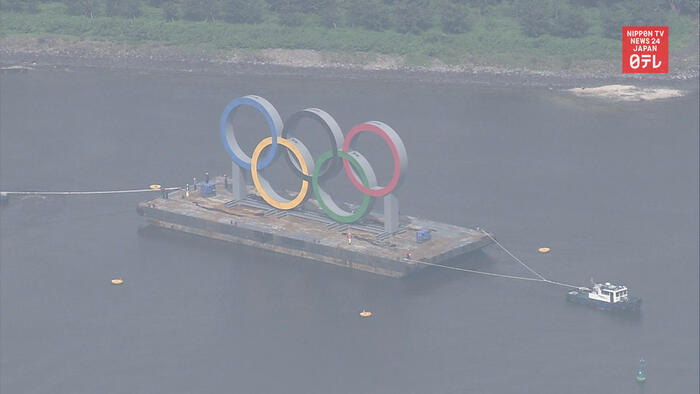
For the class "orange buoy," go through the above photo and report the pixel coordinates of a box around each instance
[360,309,372,318]
[149,184,162,190]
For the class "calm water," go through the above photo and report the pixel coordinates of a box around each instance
[1,68,698,394]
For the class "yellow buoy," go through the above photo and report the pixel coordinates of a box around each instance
[360,309,372,318]
[111,278,124,285]
[538,247,551,253]
[149,184,162,190]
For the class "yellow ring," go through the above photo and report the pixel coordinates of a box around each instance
[251,137,309,210]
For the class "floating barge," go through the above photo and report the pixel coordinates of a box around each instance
[138,178,492,278]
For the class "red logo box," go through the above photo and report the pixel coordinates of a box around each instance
[622,26,668,73]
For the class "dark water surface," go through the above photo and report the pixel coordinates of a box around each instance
[1,68,698,394]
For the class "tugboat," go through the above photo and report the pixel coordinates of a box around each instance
[566,281,641,312]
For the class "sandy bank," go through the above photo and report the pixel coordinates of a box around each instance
[1,36,698,89]
[568,84,687,101]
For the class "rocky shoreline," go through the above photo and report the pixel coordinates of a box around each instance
[1,36,698,89]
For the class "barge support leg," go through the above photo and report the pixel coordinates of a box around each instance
[384,193,399,233]
[231,162,247,200]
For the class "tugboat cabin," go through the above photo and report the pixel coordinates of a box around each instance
[588,282,629,303]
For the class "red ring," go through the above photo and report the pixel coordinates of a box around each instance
[342,122,401,197]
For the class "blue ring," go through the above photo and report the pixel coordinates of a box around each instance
[220,96,280,170]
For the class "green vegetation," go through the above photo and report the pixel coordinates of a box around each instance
[1,0,697,69]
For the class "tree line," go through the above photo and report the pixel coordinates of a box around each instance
[3,0,698,39]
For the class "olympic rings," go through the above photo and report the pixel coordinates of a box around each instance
[342,121,407,197]
[251,137,312,210]
[281,108,344,182]
[312,150,377,223]
[220,95,282,170]
[221,96,407,224]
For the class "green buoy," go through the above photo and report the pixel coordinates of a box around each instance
[636,358,647,384]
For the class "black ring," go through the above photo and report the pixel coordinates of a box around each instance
[281,108,345,182]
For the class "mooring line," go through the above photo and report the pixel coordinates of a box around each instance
[404,258,545,283]
[405,229,582,289]
[482,229,582,289]
[482,231,547,281]
[0,187,179,196]
[542,279,580,289]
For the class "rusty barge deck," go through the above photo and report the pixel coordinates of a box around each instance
[138,179,492,278]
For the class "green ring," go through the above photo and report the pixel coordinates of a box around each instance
[312,151,372,223]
